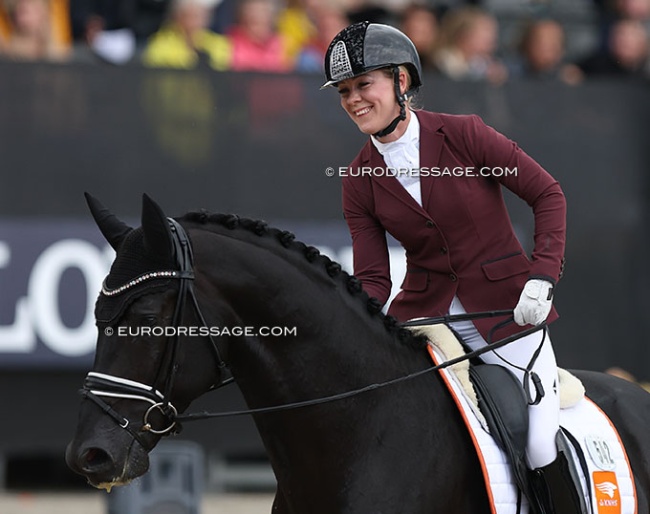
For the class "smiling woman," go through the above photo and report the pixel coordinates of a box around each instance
[321,22,421,141]
[336,67,413,141]
[320,20,580,514]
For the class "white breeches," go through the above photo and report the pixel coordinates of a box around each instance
[448,296,559,469]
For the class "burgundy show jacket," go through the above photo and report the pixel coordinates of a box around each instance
[342,111,566,340]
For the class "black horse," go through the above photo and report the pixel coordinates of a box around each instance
[66,194,650,513]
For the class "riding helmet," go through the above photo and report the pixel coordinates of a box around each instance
[321,21,422,91]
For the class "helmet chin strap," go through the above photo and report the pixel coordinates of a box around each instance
[373,66,408,139]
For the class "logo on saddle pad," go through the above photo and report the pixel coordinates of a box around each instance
[593,471,621,514]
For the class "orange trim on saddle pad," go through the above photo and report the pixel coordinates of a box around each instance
[427,345,498,514]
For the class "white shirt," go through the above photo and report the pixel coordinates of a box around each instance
[371,112,422,206]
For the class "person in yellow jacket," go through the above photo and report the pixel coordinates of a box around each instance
[277,0,316,64]
[142,0,231,71]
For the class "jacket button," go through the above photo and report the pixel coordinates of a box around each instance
[440,247,448,254]
[449,273,457,281]
[425,220,434,228]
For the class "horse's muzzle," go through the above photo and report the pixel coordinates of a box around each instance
[65,436,150,489]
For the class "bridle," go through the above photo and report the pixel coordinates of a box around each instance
[80,218,232,448]
[81,218,546,447]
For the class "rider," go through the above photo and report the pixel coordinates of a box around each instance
[322,21,581,514]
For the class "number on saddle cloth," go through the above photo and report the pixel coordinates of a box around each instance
[469,363,535,507]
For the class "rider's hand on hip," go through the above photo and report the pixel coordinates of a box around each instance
[513,279,554,326]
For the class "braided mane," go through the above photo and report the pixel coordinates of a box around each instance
[180,211,428,350]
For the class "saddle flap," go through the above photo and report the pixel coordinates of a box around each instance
[469,364,528,457]
[469,364,534,505]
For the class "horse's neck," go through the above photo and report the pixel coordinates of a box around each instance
[191,230,473,512]
[196,228,365,330]
[194,227,424,396]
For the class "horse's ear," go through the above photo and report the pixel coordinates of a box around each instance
[85,192,132,251]
[141,194,174,260]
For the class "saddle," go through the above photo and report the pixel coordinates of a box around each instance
[469,363,588,514]
[412,322,590,514]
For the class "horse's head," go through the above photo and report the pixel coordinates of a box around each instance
[66,194,232,490]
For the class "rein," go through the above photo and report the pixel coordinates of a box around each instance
[175,313,546,422]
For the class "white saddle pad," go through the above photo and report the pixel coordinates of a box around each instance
[428,345,637,514]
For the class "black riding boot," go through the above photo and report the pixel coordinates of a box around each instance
[529,450,588,514]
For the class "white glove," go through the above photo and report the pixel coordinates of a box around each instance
[513,279,554,326]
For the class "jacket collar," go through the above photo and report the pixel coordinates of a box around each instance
[360,111,445,216]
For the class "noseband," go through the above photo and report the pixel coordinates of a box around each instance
[80,218,231,448]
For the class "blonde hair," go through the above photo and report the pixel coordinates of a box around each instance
[380,65,421,109]
[380,65,413,89]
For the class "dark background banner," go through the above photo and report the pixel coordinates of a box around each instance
[0,62,648,463]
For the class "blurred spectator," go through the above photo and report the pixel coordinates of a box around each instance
[617,0,650,19]
[592,0,650,51]
[595,0,650,20]
[433,6,507,84]
[0,4,10,40]
[70,0,173,44]
[72,0,137,64]
[142,0,231,70]
[400,3,438,70]
[0,0,71,61]
[277,0,318,64]
[576,18,648,78]
[295,6,347,72]
[228,0,289,72]
[507,19,581,84]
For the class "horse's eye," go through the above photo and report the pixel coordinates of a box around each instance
[140,314,158,326]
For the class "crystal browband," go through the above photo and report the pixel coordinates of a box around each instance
[101,271,180,297]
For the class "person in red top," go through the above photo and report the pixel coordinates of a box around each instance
[322,21,583,514]
[228,0,289,72]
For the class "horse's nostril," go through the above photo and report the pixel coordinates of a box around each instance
[81,447,113,473]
